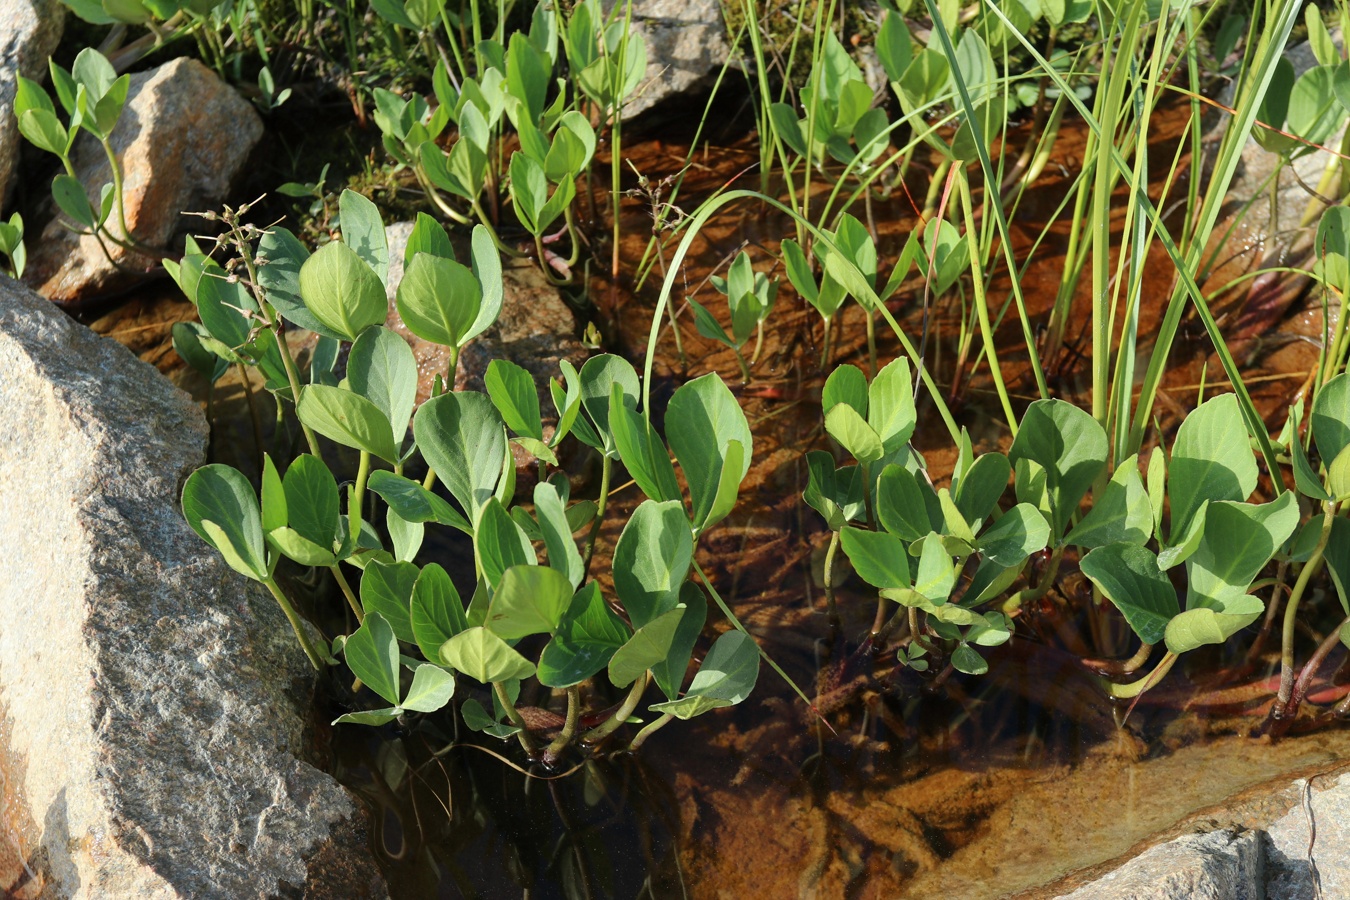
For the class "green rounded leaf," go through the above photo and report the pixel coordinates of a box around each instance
[298,240,387,342]
[1168,394,1258,542]
[1008,399,1107,539]
[612,499,693,628]
[441,626,536,682]
[412,391,505,521]
[361,560,420,642]
[537,583,631,688]
[410,563,468,661]
[608,605,686,688]
[348,326,417,448]
[395,251,482,349]
[182,464,268,581]
[344,612,402,706]
[296,384,398,462]
[485,564,573,639]
[667,373,753,529]
[1080,542,1179,646]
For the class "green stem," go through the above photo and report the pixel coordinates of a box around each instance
[543,686,582,764]
[99,137,131,245]
[582,453,612,574]
[1277,501,1337,709]
[822,530,840,630]
[582,672,648,744]
[263,576,323,670]
[493,680,536,754]
[329,564,363,622]
[732,346,751,384]
[350,451,371,547]
[1103,651,1177,700]
[628,712,674,751]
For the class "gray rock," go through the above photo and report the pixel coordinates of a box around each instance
[383,222,588,414]
[0,0,64,208]
[1053,829,1264,900]
[0,275,387,898]
[608,0,730,120]
[25,57,263,305]
[1264,772,1350,899]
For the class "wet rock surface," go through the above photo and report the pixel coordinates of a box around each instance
[0,275,386,898]
[0,0,64,207]
[24,57,262,306]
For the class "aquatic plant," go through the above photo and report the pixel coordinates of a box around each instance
[177,208,769,759]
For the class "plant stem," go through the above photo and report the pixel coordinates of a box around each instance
[628,712,674,751]
[822,530,840,631]
[350,451,371,547]
[1103,651,1177,700]
[99,138,131,245]
[263,576,323,670]
[237,362,265,472]
[581,453,612,574]
[582,672,648,744]
[329,564,363,622]
[732,346,751,384]
[543,686,582,765]
[1276,501,1337,712]
[493,681,536,754]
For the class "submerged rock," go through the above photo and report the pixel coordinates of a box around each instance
[0,0,64,208]
[0,275,387,897]
[608,0,730,120]
[24,57,262,306]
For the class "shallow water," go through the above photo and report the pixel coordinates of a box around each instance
[93,88,1348,899]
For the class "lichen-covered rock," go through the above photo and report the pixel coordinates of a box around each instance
[608,0,730,120]
[0,0,64,208]
[0,275,387,898]
[24,57,262,305]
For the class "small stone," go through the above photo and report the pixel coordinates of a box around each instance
[0,274,386,897]
[0,0,64,208]
[24,57,263,305]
